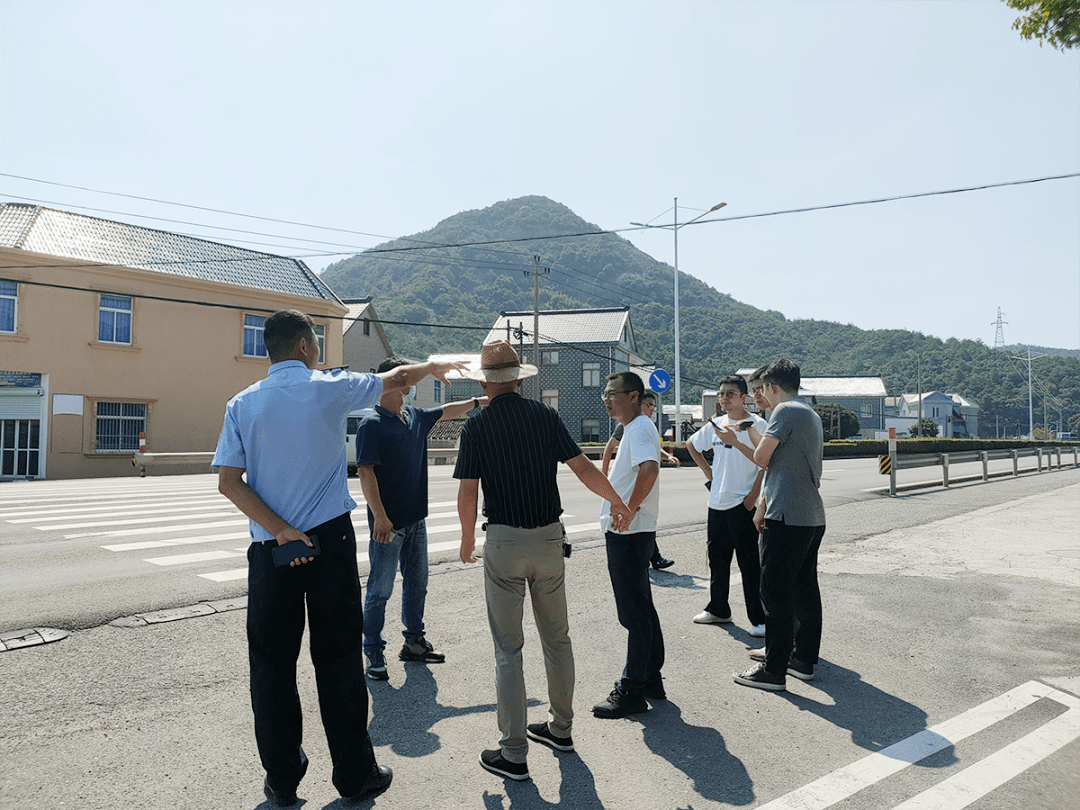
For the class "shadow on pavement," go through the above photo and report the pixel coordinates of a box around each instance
[480,752,604,809]
[368,662,499,757]
[649,569,706,591]
[638,700,755,806]
[779,660,955,766]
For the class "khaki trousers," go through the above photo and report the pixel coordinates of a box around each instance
[483,522,575,763]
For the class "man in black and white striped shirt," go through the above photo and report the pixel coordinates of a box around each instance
[455,340,631,782]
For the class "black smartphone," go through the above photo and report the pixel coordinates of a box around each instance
[272,534,321,567]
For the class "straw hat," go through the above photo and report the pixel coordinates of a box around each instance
[463,340,538,383]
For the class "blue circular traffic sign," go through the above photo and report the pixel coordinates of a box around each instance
[649,369,671,393]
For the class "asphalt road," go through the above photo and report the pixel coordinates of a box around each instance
[1,460,1078,810]
[0,457,895,632]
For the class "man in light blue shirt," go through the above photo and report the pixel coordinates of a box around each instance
[214,309,462,807]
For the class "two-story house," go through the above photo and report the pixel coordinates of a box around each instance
[483,307,646,444]
[0,204,349,480]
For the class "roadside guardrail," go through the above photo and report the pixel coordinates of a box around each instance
[881,446,1078,495]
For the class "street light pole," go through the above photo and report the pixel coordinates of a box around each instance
[632,198,726,445]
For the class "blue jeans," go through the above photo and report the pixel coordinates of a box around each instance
[363,519,429,658]
[605,531,665,693]
[247,513,379,797]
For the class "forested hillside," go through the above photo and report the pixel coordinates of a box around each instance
[321,196,1078,437]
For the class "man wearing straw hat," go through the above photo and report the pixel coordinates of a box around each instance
[455,339,632,782]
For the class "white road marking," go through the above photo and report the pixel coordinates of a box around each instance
[890,687,1080,810]
[755,680,1069,810]
[66,519,248,539]
[102,532,250,552]
[0,496,228,518]
[144,549,247,566]
[36,509,240,531]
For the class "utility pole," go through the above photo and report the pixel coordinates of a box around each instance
[1010,347,1046,439]
[525,256,549,401]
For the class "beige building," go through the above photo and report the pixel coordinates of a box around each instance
[0,204,349,480]
[341,297,393,375]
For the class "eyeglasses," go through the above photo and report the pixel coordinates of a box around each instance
[601,390,629,401]
[718,391,742,399]
[751,386,765,394]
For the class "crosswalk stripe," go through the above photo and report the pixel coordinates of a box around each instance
[0,496,228,519]
[890,687,1080,810]
[755,680,1060,810]
[144,549,248,566]
[37,509,240,531]
[102,532,251,552]
[65,519,248,539]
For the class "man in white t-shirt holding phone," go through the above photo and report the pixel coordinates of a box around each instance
[687,374,767,637]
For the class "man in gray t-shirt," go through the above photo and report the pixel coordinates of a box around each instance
[734,359,826,692]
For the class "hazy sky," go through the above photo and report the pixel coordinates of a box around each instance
[2,1,1077,349]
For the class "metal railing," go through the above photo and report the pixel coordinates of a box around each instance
[884,446,1078,495]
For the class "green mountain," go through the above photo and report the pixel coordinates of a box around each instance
[321,196,1079,437]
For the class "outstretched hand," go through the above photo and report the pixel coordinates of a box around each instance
[433,361,469,385]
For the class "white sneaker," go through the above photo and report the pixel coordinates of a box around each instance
[749,647,765,661]
[693,611,732,624]
[749,624,766,637]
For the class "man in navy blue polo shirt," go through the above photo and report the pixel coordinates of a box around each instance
[357,357,488,681]
[214,310,463,807]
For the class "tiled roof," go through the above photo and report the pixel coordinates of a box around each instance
[342,298,374,334]
[0,204,343,303]
[485,307,632,348]
[801,377,887,397]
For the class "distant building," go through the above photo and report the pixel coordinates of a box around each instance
[341,298,394,374]
[710,372,887,437]
[0,203,348,480]
[483,307,650,444]
[889,391,979,438]
[801,376,887,435]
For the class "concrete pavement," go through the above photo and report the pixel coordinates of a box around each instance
[1,470,1078,810]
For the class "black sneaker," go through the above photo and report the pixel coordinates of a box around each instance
[733,662,786,692]
[592,684,648,718]
[651,557,675,570]
[399,636,446,663]
[365,652,389,681]
[527,722,574,752]
[263,778,298,807]
[787,656,815,681]
[479,749,530,780]
[343,765,393,803]
[641,678,667,700]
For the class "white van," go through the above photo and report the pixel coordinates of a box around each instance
[345,408,375,476]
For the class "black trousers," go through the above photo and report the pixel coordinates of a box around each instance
[247,512,378,797]
[759,519,826,675]
[705,503,766,626]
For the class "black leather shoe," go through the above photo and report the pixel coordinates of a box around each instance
[344,765,393,803]
[263,778,298,807]
[651,557,675,570]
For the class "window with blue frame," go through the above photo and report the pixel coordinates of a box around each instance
[98,294,132,344]
[433,379,442,403]
[0,279,17,333]
[243,314,267,357]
